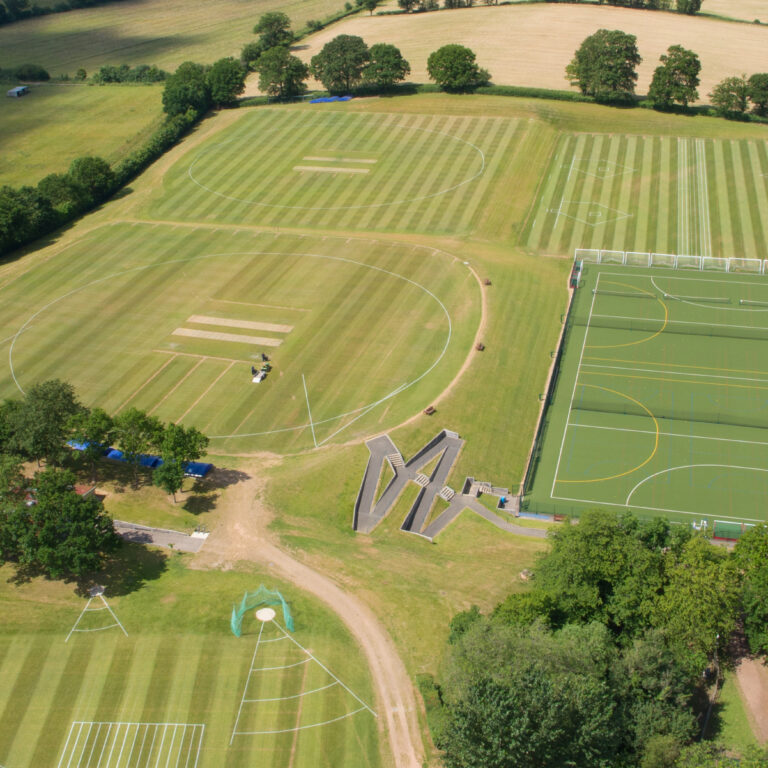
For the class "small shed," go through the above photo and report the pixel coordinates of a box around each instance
[7,86,29,98]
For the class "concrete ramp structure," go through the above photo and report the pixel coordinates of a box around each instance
[353,430,464,538]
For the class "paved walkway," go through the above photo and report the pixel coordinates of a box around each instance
[114,520,208,553]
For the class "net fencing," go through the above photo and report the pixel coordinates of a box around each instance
[713,520,755,541]
[231,585,294,636]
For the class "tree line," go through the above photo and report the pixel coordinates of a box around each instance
[0,380,209,579]
[567,28,768,117]
[392,0,702,15]
[430,510,768,768]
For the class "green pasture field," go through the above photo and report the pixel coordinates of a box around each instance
[0,0,343,76]
[0,553,380,768]
[524,132,768,261]
[0,224,478,454]
[527,261,768,527]
[0,83,162,187]
[146,108,526,236]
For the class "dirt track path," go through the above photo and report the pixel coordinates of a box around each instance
[735,656,768,744]
[191,461,424,768]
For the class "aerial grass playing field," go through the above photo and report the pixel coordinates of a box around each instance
[0,83,162,187]
[145,108,527,236]
[0,224,478,454]
[0,0,347,75]
[0,552,380,768]
[524,133,768,260]
[298,4,768,102]
[527,261,768,527]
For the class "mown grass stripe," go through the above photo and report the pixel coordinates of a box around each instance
[711,139,732,258]
[725,140,747,258]
[740,140,767,260]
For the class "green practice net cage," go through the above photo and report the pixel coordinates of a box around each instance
[230,585,294,636]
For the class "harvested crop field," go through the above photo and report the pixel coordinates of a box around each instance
[293,4,768,103]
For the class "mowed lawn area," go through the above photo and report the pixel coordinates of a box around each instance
[0,225,478,454]
[147,108,527,236]
[0,83,162,187]
[0,554,380,768]
[525,132,768,260]
[0,0,345,76]
[298,4,768,102]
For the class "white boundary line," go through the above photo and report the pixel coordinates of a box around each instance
[592,311,768,334]
[550,272,600,495]
[65,595,128,643]
[696,139,713,259]
[302,374,318,449]
[625,463,768,505]
[600,270,768,287]
[235,707,369,736]
[186,111,486,211]
[568,422,768,448]
[230,621,264,745]
[244,681,338,703]
[8,245,456,446]
[649,275,768,313]
[581,362,768,385]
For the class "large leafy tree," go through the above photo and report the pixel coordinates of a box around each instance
[311,35,370,93]
[747,73,768,116]
[255,46,309,100]
[113,408,163,486]
[2,467,119,579]
[252,12,293,50]
[68,156,115,205]
[9,379,83,465]
[734,525,768,654]
[675,0,701,13]
[363,43,410,89]
[709,75,749,117]
[153,423,208,502]
[648,45,701,108]
[566,29,642,102]
[427,44,489,92]
[162,61,211,117]
[0,185,57,255]
[206,58,246,108]
[69,407,115,481]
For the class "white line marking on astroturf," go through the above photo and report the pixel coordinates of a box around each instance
[592,311,768,334]
[187,114,486,211]
[600,271,768,287]
[581,362,768,384]
[551,272,600,496]
[625,463,768,505]
[551,492,765,524]
[567,422,768,448]
[302,374,318,449]
[649,276,768,313]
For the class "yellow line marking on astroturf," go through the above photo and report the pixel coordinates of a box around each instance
[176,361,234,425]
[115,354,177,413]
[558,384,659,484]
[188,315,293,334]
[584,355,768,377]
[581,370,768,392]
[213,299,310,312]
[586,281,668,349]
[149,357,205,415]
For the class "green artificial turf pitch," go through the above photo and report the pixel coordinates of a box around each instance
[527,261,768,527]
[0,225,478,454]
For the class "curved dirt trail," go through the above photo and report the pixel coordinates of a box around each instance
[191,462,424,768]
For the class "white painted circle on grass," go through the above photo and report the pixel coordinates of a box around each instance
[187,113,486,211]
[256,607,276,622]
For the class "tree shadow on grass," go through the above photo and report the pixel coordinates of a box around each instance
[182,492,219,516]
[76,541,168,597]
[197,467,250,490]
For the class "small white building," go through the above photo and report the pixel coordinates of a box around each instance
[6,86,29,98]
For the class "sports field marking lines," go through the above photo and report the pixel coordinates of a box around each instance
[187,315,293,334]
[65,593,128,643]
[57,722,204,768]
[581,362,768,385]
[293,165,370,175]
[230,618,376,745]
[176,361,234,425]
[558,384,659,485]
[584,354,768,377]
[592,312,768,335]
[214,299,310,312]
[587,282,668,349]
[568,422,768,448]
[172,328,282,347]
[153,350,256,365]
[302,374,318,449]
[601,270,768,287]
[188,115,486,211]
[554,201,632,227]
[551,272,600,496]
[678,138,691,257]
[303,156,377,163]
[575,160,636,179]
[115,355,177,413]
[626,464,768,505]
[149,358,204,415]
[551,491,765,524]
[649,276,768,312]
[581,369,768,393]
[695,139,713,258]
